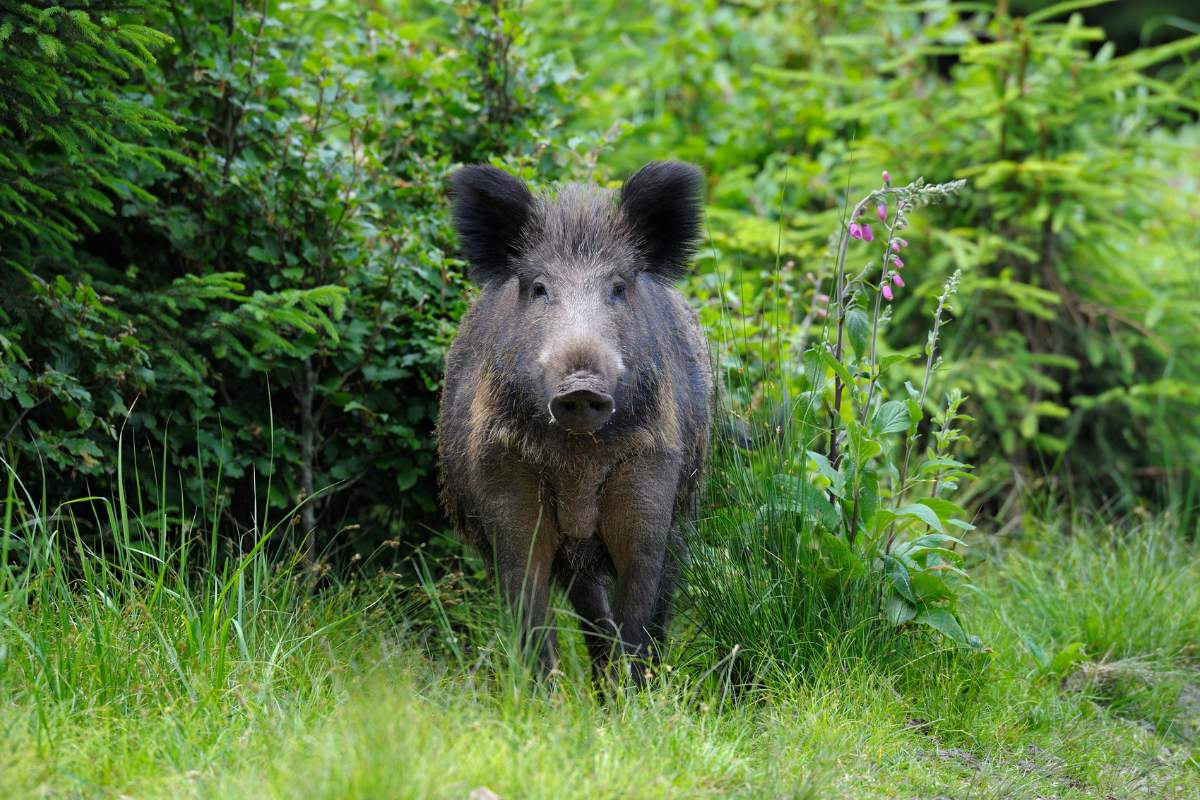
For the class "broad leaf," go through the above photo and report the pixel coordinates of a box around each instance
[882,554,916,603]
[885,594,917,626]
[892,502,944,532]
[914,607,976,648]
[873,400,910,435]
[846,308,870,358]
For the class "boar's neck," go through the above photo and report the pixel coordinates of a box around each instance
[549,457,612,540]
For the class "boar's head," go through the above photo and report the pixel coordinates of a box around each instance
[449,161,704,435]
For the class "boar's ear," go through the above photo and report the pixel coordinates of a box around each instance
[449,165,535,284]
[619,161,705,281]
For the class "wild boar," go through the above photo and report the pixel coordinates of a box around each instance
[438,161,712,680]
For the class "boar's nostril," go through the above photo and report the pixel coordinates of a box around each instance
[549,388,615,433]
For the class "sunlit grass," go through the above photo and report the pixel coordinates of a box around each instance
[2,458,1197,798]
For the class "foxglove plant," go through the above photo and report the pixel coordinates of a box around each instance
[795,171,978,648]
[827,173,967,468]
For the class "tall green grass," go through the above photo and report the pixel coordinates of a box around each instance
[987,513,1200,740]
[685,415,921,676]
[2,446,1198,796]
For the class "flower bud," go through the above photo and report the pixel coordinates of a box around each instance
[892,255,904,268]
[849,222,863,240]
[895,238,908,248]
[815,293,830,304]
[877,202,887,222]
[882,169,891,184]
[882,284,894,301]
[815,307,828,319]
[892,273,905,288]
[891,241,900,252]
[862,223,874,242]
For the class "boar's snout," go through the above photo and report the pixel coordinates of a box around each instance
[540,332,624,433]
[549,373,615,433]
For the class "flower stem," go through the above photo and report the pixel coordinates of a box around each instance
[859,214,899,427]
[828,187,901,468]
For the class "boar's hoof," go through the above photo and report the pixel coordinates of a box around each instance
[550,388,615,433]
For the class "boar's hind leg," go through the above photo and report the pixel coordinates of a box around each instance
[482,465,561,674]
[647,462,703,651]
[556,563,618,678]
[647,526,685,650]
[598,457,680,684]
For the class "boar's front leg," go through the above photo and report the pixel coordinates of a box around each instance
[480,458,561,673]
[597,456,681,683]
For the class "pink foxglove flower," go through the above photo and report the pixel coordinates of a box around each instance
[877,202,887,221]
[862,223,874,242]
[849,222,863,240]
[892,273,905,288]
[882,169,891,184]
[892,255,904,268]
[882,284,894,301]
[891,241,901,252]
[815,307,828,319]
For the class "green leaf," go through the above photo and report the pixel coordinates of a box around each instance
[910,532,967,550]
[873,400,909,435]
[910,571,952,602]
[805,449,844,496]
[905,398,922,433]
[878,352,914,373]
[882,554,915,603]
[846,419,883,462]
[821,348,854,388]
[915,498,967,525]
[1050,642,1087,677]
[820,531,865,579]
[919,457,971,473]
[845,308,869,358]
[893,502,944,532]
[914,607,975,648]
[805,449,836,481]
[856,467,879,529]
[885,594,917,626]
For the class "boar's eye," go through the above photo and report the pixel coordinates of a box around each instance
[531,281,548,300]
[610,279,627,300]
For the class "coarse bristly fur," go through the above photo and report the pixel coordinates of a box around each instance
[438,160,713,682]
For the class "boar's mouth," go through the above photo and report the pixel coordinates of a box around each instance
[547,372,615,434]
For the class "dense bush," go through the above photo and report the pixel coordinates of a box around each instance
[1,0,570,553]
[532,1,1200,510]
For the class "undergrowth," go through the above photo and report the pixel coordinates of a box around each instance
[1,455,1197,798]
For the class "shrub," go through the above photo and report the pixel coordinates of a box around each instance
[1,0,571,555]
[0,0,178,474]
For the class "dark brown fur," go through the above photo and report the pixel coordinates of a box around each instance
[438,162,712,679]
